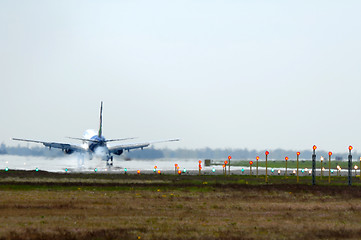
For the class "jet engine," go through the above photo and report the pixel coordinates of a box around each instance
[113,150,123,155]
[63,148,74,154]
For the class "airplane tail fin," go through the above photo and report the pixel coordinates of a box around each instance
[98,101,103,137]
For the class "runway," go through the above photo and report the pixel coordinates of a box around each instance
[0,155,355,177]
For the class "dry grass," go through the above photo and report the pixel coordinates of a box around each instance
[0,171,361,239]
[1,184,361,240]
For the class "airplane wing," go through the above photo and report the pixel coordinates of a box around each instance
[108,139,179,154]
[66,137,136,143]
[12,138,86,153]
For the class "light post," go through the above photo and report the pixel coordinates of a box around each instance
[348,146,353,186]
[296,152,300,183]
[228,156,232,176]
[256,156,260,177]
[198,160,202,175]
[328,152,332,184]
[249,161,253,176]
[285,156,288,178]
[312,145,317,186]
[175,164,178,175]
[320,156,324,179]
[224,161,228,176]
[265,151,269,183]
[354,165,358,176]
[337,165,341,176]
[360,157,361,180]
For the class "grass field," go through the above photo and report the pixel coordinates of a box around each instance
[0,171,361,239]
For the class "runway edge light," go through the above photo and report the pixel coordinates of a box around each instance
[312,145,317,186]
[328,152,332,184]
[296,152,300,183]
[256,156,260,177]
[249,161,253,176]
[348,145,353,186]
[227,156,231,176]
[265,151,269,183]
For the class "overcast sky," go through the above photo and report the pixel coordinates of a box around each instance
[1,0,361,153]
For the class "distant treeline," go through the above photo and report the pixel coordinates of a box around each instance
[161,148,356,161]
[0,143,63,158]
[0,143,356,160]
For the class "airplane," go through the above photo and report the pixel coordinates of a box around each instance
[13,102,179,165]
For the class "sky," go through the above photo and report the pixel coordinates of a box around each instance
[1,0,361,153]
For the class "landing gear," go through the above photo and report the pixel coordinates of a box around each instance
[77,153,85,168]
[106,156,113,166]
